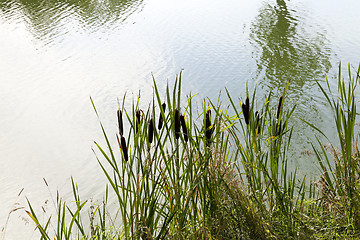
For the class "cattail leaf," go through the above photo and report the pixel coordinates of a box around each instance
[180,115,188,142]
[174,109,180,139]
[276,120,282,136]
[158,103,166,130]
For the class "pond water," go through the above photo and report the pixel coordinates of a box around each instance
[1,0,359,238]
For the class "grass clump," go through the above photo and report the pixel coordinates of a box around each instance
[308,63,360,238]
[26,63,360,239]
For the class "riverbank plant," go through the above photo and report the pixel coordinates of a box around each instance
[307,63,360,238]
[26,63,360,239]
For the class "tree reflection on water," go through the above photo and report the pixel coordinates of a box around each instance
[249,1,334,173]
[250,0,332,92]
[0,0,144,43]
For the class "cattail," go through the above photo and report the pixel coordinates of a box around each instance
[158,103,166,130]
[205,109,212,141]
[242,97,250,125]
[117,109,123,136]
[255,111,261,134]
[120,136,128,161]
[180,115,188,142]
[277,96,283,120]
[174,109,180,139]
[148,118,154,144]
[136,110,141,134]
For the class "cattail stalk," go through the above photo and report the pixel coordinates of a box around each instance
[158,103,166,130]
[180,115,188,142]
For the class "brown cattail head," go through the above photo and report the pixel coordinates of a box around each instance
[136,110,141,134]
[242,97,250,125]
[148,118,154,144]
[180,115,188,142]
[205,109,212,141]
[277,96,283,120]
[120,136,128,161]
[117,109,123,136]
[174,109,180,139]
[158,103,166,130]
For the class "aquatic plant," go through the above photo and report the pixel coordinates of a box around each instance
[26,64,360,239]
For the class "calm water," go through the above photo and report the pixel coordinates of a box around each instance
[1,0,359,238]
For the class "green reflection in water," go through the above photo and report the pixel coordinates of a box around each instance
[249,1,334,176]
[250,0,332,92]
[0,0,144,41]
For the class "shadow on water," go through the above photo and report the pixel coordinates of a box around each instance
[250,0,332,93]
[249,0,334,176]
[0,0,144,43]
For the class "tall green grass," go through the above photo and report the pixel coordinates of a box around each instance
[307,63,360,238]
[26,64,360,239]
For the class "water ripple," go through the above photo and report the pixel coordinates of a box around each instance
[0,0,145,47]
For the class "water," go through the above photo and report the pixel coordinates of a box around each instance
[0,0,359,238]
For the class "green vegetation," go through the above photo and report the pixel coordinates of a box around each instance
[27,63,360,239]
